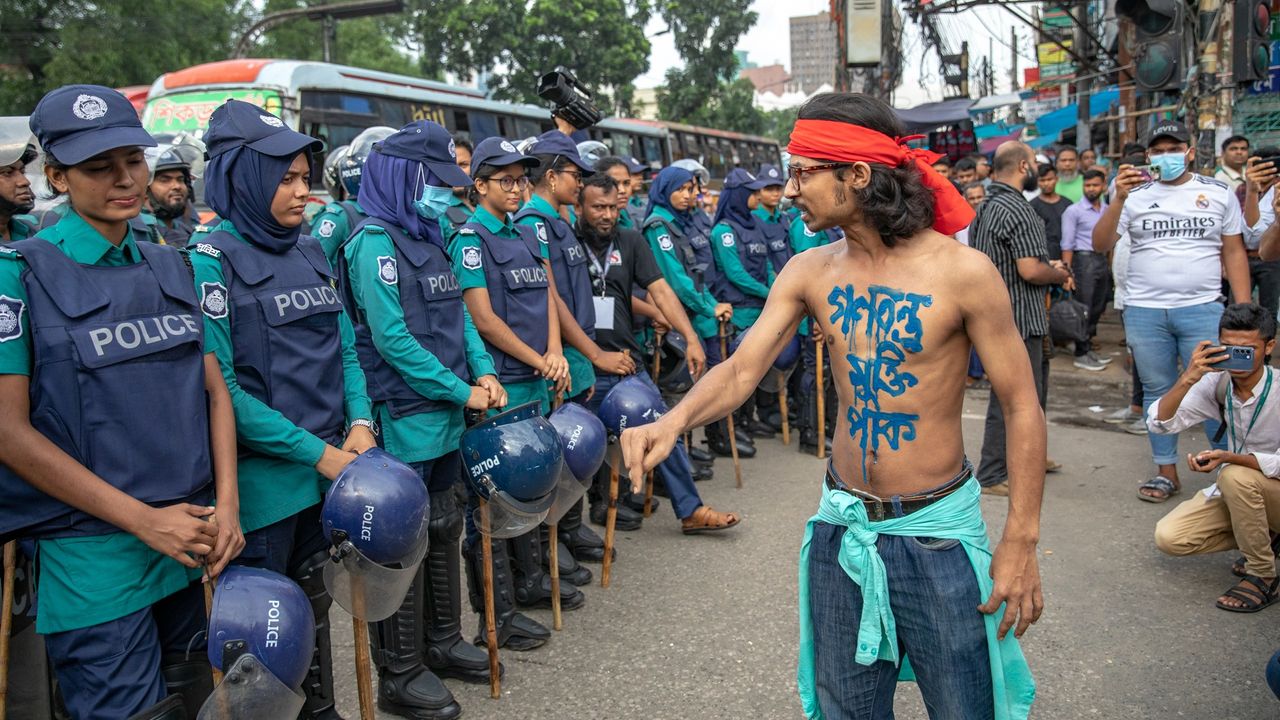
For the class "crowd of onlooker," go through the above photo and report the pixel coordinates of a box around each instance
[945,124,1280,696]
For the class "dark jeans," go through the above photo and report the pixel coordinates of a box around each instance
[234,502,329,575]
[586,372,702,519]
[807,524,993,719]
[1071,252,1112,356]
[1250,256,1280,318]
[978,335,1046,487]
[45,583,206,720]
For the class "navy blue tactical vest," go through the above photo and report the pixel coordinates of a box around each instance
[203,231,346,450]
[644,215,711,292]
[712,219,769,309]
[39,206,163,245]
[339,219,468,418]
[0,240,211,540]
[515,204,593,339]
[464,222,549,383]
[688,212,721,291]
[761,216,793,272]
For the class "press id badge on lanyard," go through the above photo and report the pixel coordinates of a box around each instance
[587,242,616,331]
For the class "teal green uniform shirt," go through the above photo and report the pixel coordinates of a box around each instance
[438,194,472,245]
[449,206,551,413]
[4,215,36,242]
[618,207,635,229]
[710,220,771,329]
[191,220,373,533]
[643,206,719,340]
[343,222,496,463]
[754,206,786,284]
[311,199,366,268]
[516,195,594,397]
[0,210,202,633]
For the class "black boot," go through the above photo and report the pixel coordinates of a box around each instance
[370,568,462,719]
[622,484,661,515]
[424,489,498,684]
[125,696,185,720]
[464,537,550,651]
[739,393,775,439]
[291,552,346,720]
[687,444,715,464]
[706,419,756,458]
[692,463,714,481]
[540,522,592,586]
[588,466,643,530]
[558,498,612,563]
[509,530,585,610]
[160,652,214,719]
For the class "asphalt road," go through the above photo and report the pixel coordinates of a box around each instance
[333,339,1280,719]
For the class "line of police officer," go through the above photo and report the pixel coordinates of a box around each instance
[0,81,839,720]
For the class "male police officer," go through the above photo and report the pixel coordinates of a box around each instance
[147,146,201,247]
[0,118,37,243]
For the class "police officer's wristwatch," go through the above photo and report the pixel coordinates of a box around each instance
[348,418,378,436]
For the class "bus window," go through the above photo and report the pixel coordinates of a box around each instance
[642,136,663,167]
[513,117,541,142]
[611,133,633,158]
[468,111,500,141]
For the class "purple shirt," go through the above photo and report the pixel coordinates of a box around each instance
[1060,196,1107,253]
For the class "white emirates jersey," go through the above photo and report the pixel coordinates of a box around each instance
[1119,174,1244,309]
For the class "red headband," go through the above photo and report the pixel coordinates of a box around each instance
[787,118,975,236]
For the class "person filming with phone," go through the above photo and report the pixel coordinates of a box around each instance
[1150,302,1280,613]
[1092,121,1251,503]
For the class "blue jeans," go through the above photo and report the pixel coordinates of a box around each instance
[1123,302,1227,465]
[45,583,206,720]
[807,523,993,719]
[586,372,703,520]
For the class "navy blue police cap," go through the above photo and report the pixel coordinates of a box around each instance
[624,156,648,174]
[724,168,771,191]
[756,164,785,187]
[470,137,539,174]
[29,85,156,166]
[204,99,323,160]
[527,131,594,173]
[374,120,472,187]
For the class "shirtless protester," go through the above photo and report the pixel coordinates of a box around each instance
[621,93,1045,719]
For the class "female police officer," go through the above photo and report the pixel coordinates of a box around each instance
[449,137,579,650]
[641,166,741,458]
[0,85,241,720]
[338,120,505,718]
[190,99,376,720]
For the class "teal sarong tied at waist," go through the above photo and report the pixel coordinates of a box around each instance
[796,477,1036,719]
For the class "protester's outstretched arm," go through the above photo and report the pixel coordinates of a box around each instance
[620,259,806,482]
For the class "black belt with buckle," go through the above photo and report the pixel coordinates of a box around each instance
[824,461,974,521]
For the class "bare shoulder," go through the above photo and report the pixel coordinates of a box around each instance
[776,241,841,288]
[915,231,1008,307]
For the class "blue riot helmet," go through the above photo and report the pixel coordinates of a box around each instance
[339,126,395,198]
[322,144,350,200]
[199,566,314,719]
[760,333,802,393]
[775,335,801,371]
[657,330,693,394]
[598,375,668,478]
[461,401,564,539]
[545,402,608,525]
[321,448,431,622]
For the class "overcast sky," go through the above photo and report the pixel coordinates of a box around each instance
[636,1,1026,109]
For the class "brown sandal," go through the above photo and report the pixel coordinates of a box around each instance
[681,506,740,535]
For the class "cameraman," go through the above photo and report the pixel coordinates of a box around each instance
[1151,303,1280,613]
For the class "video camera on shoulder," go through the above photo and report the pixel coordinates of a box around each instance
[537,67,602,131]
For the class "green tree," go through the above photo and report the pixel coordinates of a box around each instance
[1,0,249,115]
[685,77,766,135]
[407,0,650,113]
[653,0,757,122]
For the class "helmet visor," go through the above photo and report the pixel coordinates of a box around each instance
[543,465,590,526]
[197,654,306,720]
[472,491,551,539]
[322,535,429,622]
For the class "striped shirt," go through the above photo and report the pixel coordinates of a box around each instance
[970,181,1050,338]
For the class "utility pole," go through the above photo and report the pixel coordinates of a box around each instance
[1074,1,1093,149]
[1011,27,1019,91]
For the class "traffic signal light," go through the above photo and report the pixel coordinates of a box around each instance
[1116,0,1186,92]
[1234,0,1273,85]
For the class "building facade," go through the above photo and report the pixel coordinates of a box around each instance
[790,12,838,94]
